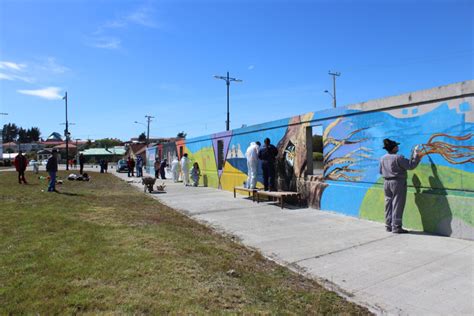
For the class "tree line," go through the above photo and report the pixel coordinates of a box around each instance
[2,123,41,143]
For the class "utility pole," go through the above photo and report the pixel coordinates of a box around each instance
[63,92,70,170]
[328,71,341,108]
[145,115,154,146]
[0,113,7,160]
[214,71,242,131]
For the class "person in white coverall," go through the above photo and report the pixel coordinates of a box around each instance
[171,157,180,182]
[245,141,261,189]
[180,153,190,186]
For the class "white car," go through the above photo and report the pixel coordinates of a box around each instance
[41,159,49,166]
[28,159,37,166]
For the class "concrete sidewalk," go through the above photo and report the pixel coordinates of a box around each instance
[117,171,472,314]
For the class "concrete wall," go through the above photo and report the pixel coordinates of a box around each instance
[152,81,474,240]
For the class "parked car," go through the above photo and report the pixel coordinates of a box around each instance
[116,159,128,172]
[28,159,37,166]
[41,159,49,166]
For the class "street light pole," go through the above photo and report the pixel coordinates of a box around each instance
[63,91,69,170]
[145,115,154,146]
[214,71,242,131]
[328,71,341,108]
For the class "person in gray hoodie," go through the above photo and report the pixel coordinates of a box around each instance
[379,139,421,233]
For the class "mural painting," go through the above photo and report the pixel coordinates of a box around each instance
[148,84,473,240]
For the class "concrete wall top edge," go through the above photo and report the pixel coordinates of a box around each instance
[183,80,474,144]
[347,80,474,112]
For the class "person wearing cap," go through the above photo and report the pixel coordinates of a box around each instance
[380,139,421,233]
[46,149,59,192]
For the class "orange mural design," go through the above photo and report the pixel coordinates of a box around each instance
[419,133,474,164]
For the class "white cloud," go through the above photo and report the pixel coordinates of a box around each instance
[126,6,157,28]
[0,57,68,84]
[41,57,70,74]
[0,72,35,83]
[248,65,255,70]
[17,87,63,100]
[0,61,26,71]
[87,36,121,49]
[0,73,14,80]
[88,5,158,50]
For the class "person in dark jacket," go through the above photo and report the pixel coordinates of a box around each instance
[79,153,85,174]
[46,149,59,192]
[99,159,105,173]
[127,157,135,177]
[154,158,160,178]
[14,151,28,184]
[159,159,168,179]
[380,139,421,233]
[258,138,279,191]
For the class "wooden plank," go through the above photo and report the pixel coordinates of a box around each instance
[233,186,262,202]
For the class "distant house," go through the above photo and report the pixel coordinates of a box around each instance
[2,142,44,153]
[126,143,147,159]
[37,149,53,161]
[41,132,65,147]
[80,146,126,163]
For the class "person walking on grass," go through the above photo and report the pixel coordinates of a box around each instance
[380,138,421,233]
[14,151,28,184]
[180,153,190,186]
[46,149,59,192]
[191,162,201,187]
[79,153,85,174]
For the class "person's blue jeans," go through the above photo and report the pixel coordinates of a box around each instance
[48,171,56,192]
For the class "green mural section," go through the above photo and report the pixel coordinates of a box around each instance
[187,146,219,188]
[360,163,474,235]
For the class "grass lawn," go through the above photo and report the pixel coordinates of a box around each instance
[0,170,370,314]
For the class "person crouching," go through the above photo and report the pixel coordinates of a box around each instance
[190,162,201,187]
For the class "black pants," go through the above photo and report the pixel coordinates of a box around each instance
[18,170,27,184]
[160,168,166,179]
[262,162,275,191]
[80,164,84,174]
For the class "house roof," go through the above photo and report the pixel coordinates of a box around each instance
[128,143,147,155]
[46,132,63,141]
[53,143,77,149]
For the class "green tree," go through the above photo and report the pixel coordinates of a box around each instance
[94,138,123,148]
[312,135,323,153]
[177,131,187,139]
[2,123,19,142]
[27,127,41,142]
[18,128,29,143]
[138,132,147,142]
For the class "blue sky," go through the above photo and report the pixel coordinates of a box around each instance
[0,0,472,141]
